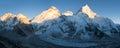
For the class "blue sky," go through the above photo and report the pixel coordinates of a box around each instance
[0,0,120,24]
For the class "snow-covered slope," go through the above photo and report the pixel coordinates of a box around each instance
[31,6,61,23]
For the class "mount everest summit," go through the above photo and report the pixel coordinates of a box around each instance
[0,5,120,48]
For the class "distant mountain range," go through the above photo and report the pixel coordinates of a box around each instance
[0,4,120,48]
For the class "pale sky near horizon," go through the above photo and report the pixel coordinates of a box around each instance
[0,0,120,24]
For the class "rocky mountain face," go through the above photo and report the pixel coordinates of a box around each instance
[0,5,120,48]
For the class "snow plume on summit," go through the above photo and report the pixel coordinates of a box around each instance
[32,6,61,23]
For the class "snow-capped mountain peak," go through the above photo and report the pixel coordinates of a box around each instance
[62,11,73,16]
[16,13,28,19]
[0,13,14,21]
[16,13,30,24]
[31,6,61,23]
[81,4,96,18]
